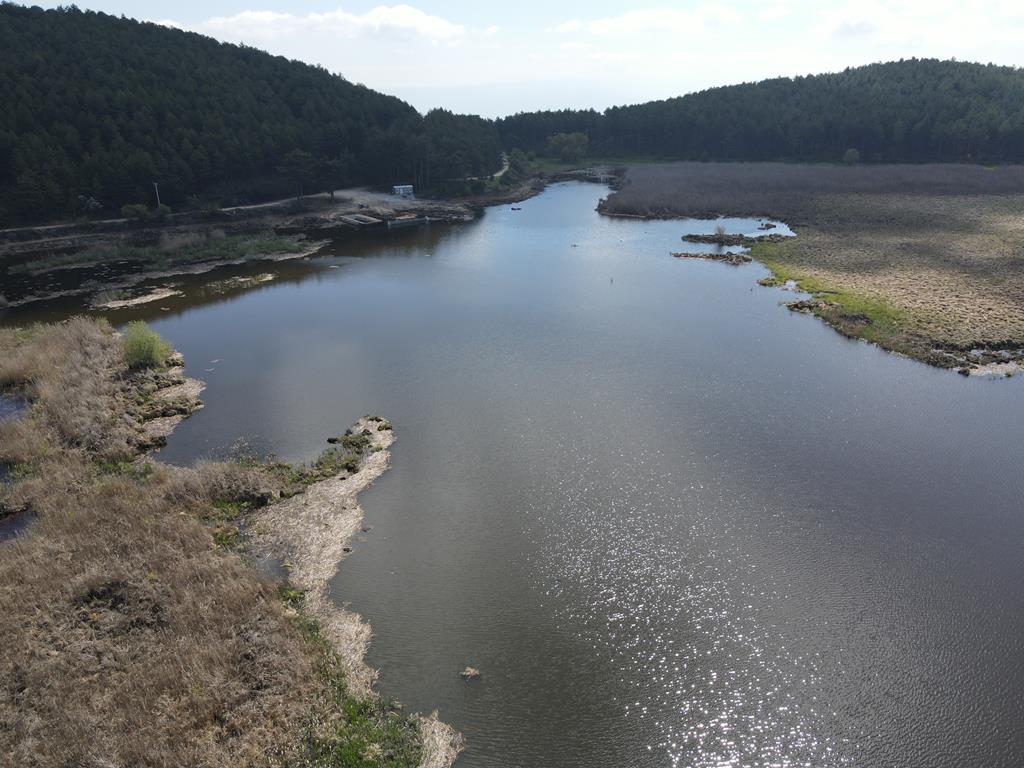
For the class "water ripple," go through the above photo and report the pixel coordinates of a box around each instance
[525,438,848,767]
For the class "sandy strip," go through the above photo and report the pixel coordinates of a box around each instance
[253,417,463,768]
[93,286,182,309]
[968,360,1022,377]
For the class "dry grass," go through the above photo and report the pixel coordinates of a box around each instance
[0,321,314,766]
[0,456,319,768]
[603,163,1024,363]
[0,318,134,462]
[0,318,427,768]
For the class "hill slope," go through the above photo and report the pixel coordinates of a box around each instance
[499,60,1024,164]
[0,4,501,225]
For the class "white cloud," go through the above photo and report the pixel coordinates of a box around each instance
[152,1,1024,116]
[192,5,466,43]
[816,0,1024,49]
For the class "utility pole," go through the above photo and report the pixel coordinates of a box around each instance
[153,181,161,208]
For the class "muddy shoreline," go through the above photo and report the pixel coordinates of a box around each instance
[602,210,1023,377]
[0,179,549,312]
[252,417,463,767]
[0,321,462,765]
[598,162,1024,377]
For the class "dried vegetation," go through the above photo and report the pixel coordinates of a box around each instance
[0,318,427,768]
[602,162,1024,370]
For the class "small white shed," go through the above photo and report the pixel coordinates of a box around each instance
[392,184,414,198]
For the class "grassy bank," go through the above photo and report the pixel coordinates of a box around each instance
[0,318,425,767]
[601,162,1024,372]
[10,231,303,276]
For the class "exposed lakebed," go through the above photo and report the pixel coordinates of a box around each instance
[4,182,1023,767]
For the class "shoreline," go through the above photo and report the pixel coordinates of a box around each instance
[251,417,464,768]
[747,238,1024,376]
[1,239,328,309]
[598,203,1023,377]
[596,162,1024,377]
[0,178,551,312]
[0,319,462,766]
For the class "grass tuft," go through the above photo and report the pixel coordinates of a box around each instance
[122,321,172,369]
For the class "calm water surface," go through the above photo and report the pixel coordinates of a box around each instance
[11,183,1024,767]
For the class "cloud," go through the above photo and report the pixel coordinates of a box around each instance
[152,1,1024,117]
[834,19,877,37]
[190,5,466,43]
[816,0,1024,47]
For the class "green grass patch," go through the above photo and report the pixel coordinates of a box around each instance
[750,240,910,347]
[313,448,361,478]
[329,433,371,453]
[212,498,251,515]
[122,321,172,369]
[285,600,422,768]
[97,460,155,483]
[251,448,365,500]
[212,524,240,549]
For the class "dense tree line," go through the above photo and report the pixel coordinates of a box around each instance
[499,60,1024,165]
[0,4,502,225]
[4,4,1023,228]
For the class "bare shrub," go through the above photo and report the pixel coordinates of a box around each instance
[156,460,279,512]
[0,419,51,465]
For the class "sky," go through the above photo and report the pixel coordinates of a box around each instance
[27,1,1024,116]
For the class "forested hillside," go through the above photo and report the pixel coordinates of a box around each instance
[0,4,502,225]
[499,60,1024,165]
[4,4,1024,229]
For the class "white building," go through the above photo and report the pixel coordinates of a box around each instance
[392,184,414,198]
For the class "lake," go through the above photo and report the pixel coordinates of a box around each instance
[10,182,1024,767]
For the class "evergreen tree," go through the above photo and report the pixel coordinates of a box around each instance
[0,4,503,224]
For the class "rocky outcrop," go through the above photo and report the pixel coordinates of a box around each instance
[681,232,788,246]
[672,250,752,265]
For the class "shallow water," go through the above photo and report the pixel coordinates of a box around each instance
[7,182,1024,767]
[0,393,26,422]
[0,510,33,541]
